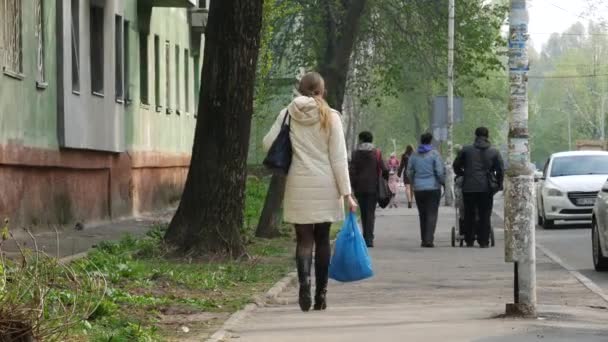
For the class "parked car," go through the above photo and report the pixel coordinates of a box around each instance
[592,178,608,271]
[536,151,608,229]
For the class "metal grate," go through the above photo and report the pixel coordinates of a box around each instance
[2,0,22,72]
[567,192,599,207]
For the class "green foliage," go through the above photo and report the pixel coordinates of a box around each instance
[529,21,608,164]
[244,177,271,238]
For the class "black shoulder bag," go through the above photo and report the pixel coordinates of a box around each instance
[480,148,500,195]
[263,111,292,175]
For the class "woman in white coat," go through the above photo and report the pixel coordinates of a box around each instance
[264,72,357,312]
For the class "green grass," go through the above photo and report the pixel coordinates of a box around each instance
[61,177,295,341]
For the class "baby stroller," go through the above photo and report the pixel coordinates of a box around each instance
[451,176,495,247]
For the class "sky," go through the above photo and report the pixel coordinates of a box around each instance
[528,0,606,52]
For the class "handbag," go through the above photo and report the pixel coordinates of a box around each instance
[376,150,392,208]
[480,148,500,194]
[329,212,374,282]
[263,111,292,174]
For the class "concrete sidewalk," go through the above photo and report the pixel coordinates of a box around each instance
[0,209,173,260]
[225,207,608,342]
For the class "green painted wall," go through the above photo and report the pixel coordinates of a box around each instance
[0,1,59,149]
[123,6,200,154]
[0,2,199,155]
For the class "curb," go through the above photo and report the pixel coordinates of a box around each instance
[205,271,298,342]
[492,207,608,305]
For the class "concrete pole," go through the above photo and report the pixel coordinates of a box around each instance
[444,0,455,206]
[505,0,536,317]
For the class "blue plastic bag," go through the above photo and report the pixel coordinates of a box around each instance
[329,212,374,282]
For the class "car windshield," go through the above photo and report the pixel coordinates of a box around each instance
[550,155,608,177]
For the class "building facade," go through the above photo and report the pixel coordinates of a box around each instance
[0,0,208,227]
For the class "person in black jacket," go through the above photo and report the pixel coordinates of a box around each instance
[350,131,388,247]
[453,127,504,248]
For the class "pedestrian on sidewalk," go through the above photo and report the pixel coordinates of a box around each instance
[263,72,358,312]
[407,133,445,248]
[453,127,504,248]
[387,153,400,208]
[350,131,388,248]
[398,145,415,208]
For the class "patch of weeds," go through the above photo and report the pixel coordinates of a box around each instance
[243,177,270,241]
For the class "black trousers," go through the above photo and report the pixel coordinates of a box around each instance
[414,190,441,244]
[355,192,377,244]
[463,192,493,245]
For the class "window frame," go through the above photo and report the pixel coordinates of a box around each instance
[115,15,124,102]
[90,4,105,97]
[71,0,80,93]
[2,0,24,78]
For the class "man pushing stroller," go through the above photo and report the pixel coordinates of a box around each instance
[453,127,504,248]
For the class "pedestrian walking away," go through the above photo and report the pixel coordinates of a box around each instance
[387,153,400,208]
[398,145,415,208]
[453,127,504,248]
[350,131,388,248]
[407,133,445,248]
[263,72,358,312]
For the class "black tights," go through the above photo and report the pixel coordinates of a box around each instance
[295,223,331,279]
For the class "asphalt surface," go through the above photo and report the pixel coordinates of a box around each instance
[493,194,608,295]
[227,203,608,342]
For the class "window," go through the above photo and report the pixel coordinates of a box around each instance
[198,0,207,8]
[139,31,149,105]
[175,45,180,113]
[154,35,160,110]
[193,55,200,116]
[2,0,23,75]
[123,21,130,102]
[90,5,104,95]
[35,0,45,86]
[71,0,80,91]
[115,15,124,101]
[550,156,608,177]
[165,40,171,113]
[184,49,189,113]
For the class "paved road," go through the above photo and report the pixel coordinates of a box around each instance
[494,194,608,296]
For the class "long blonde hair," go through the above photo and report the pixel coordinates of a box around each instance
[298,72,331,131]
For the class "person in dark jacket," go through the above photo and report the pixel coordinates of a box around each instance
[350,131,388,247]
[453,127,504,248]
[407,133,445,248]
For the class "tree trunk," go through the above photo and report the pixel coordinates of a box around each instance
[255,174,286,238]
[318,0,367,110]
[164,0,264,257]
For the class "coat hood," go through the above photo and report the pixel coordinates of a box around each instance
[474,137,491,150]
[287,96,322,126]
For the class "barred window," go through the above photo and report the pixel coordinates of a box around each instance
[2,0,23,74]
[35,0,45,85]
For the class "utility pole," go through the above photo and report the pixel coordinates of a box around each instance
[505,0,536,317]
[445,0,455,206]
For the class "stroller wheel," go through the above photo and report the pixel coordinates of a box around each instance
[451,227,456,247]
[490,227,495,247]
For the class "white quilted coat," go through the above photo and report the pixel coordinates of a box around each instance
[263,96,352,224]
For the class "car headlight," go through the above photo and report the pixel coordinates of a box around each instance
[546,188,564,197]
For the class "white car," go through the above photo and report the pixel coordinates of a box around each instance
[536,151,608,229]
[592,179,608,271]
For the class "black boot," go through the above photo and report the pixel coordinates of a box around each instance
[314,260,329,311]
[296,256,312,312]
